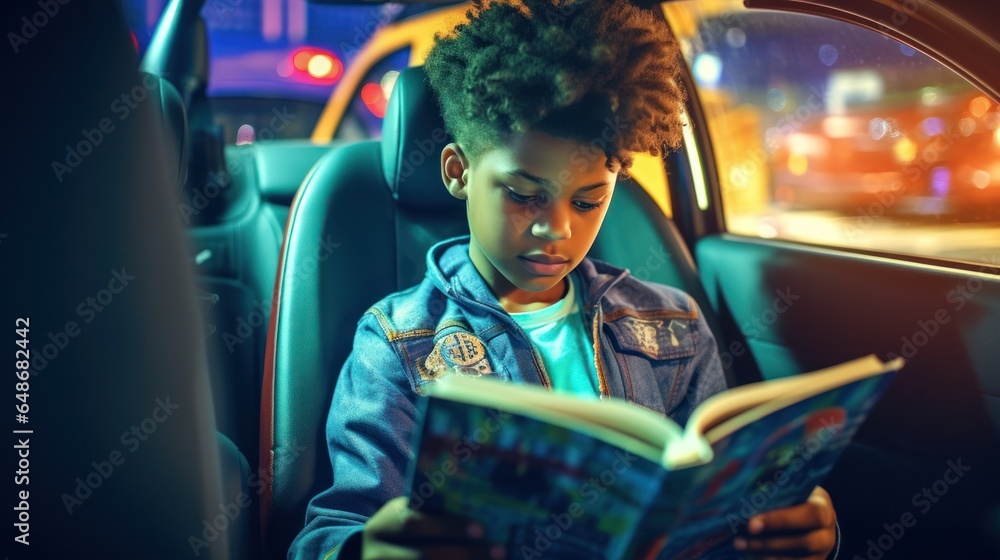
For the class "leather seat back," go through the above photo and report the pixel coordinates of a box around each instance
[6,1,226,556]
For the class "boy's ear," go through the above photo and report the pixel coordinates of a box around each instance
[441,143,470,200]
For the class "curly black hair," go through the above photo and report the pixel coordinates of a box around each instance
[424,0,686,174]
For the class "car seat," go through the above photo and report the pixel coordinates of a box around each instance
[142,0,303,471]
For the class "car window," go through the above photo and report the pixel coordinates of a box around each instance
[120,1,436,143]
[663,0,1000,264]
[336,47,411,141]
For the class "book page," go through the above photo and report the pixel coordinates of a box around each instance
[685,355,902,441]
[425,374,684,463]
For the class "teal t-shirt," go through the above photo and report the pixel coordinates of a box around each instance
[508,271,600,397]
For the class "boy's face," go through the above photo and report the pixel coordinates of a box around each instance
[442,130,618,311]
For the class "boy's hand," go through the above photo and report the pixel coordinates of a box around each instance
[733,486,838,559]
[362,496,505,560]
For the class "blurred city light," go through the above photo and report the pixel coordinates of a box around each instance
[280,47,343,84]
[307,54,334,78]
[693,53,722,87]
[725,27,746,48]
[818,44,838,66]
[893,137,917,163]
[361,83,387,118]
[970,96,991,118]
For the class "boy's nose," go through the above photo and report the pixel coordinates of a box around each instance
[531,205,572,240]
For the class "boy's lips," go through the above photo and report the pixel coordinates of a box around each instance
[518,254,570,276]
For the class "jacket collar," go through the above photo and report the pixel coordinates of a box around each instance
[425,236,630,310]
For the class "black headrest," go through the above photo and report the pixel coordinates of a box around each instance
[380,66,464,211]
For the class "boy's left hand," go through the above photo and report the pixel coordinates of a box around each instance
[733,486,837,559]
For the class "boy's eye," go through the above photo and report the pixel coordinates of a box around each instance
[505,188,539,204]
[573,200,605,212]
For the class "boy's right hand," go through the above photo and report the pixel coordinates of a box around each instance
[362,496,505,560]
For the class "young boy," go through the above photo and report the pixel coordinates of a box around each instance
[289,1,839,558]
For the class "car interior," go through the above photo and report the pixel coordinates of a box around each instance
[6,0,999,558]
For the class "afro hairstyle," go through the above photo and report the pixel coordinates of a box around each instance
[423,0,687,174]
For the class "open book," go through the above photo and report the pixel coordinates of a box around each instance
[405,354,904,559]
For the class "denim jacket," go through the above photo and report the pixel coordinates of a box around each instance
[288,235,728,559]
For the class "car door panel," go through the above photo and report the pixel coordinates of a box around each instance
[696,234,1000,554]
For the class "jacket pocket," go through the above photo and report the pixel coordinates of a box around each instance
[604,315,699,361]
